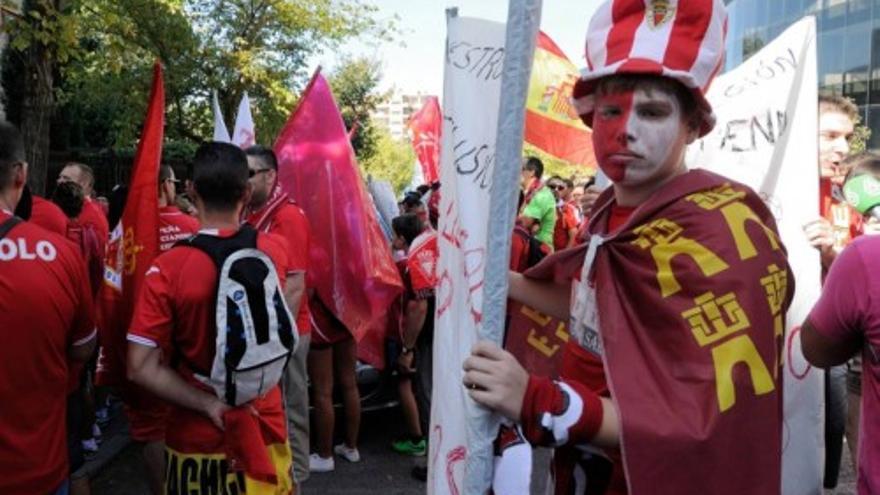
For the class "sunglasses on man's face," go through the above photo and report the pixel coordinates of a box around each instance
[249,168,271,178]
[550,184,566,191]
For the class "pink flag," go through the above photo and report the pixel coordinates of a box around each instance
[407,96,441,184]
[274,70,403,367]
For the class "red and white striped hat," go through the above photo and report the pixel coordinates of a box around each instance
[572,0,728,137]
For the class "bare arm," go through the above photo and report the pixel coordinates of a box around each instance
[565,227,578,249]
[128,343,229,429]
[402,299,428,349]
[508,272,571,320]
[801,318,860,368]
[284,272,306,316]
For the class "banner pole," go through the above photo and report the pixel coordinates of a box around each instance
[464,0,543,493]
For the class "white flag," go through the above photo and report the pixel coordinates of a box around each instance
[687,17,823,495]
[212,90,231,143]
[233,91,256,148]
[429,15,507,495]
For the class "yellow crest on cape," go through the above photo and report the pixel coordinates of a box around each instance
[646,0,675,29]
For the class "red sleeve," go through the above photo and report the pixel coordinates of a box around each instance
[68,249,97,346]
[269,205,310,276]
[127,257,174,349]
[258,234,290,287]
[808,240,870,343]
[407,240,438,299]
[564,205,579,230]
[520,375,604,448]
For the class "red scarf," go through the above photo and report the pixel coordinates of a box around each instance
[245,182,292,232]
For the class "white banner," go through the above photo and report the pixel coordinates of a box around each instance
[233,91,256,148]
[429,15,506,495]
[687,17,823,495]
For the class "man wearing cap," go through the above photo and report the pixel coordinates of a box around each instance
[463,1,792,494]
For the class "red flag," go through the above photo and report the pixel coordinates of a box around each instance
[524,32,597,170]
[407,96,441,184]
[96,62,164,386]
[274,70,403,368]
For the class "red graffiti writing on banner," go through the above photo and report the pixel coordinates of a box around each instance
[786,325,812,380]
[437,199,486,325]
[446,445,467,495]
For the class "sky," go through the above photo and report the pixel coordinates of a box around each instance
[310,0,604,97]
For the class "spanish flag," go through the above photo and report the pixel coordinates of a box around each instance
[525,33,597,170]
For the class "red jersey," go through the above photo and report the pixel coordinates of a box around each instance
[406,229,438,299]
[158,205,199,252]
[552,202,580,252]
[246,191,311,336]
[29,195,68,235]
[127,229,289,452]
[79,197,109,262]
[0,211,96,494]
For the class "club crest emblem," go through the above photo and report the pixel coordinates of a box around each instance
[646,0,675,29]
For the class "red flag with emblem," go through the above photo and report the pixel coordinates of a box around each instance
[274,69,403,368]
[524,32,597,170]
[96,62,163,385]
[407,96,441,184]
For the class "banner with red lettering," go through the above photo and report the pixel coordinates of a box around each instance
[96,62,164,386]
[274,69,403,368]
[408,96,442,184]
[524,32,596,170]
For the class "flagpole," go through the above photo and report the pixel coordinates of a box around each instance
[464,0,543,493]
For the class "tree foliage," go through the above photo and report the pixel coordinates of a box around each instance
[328,56,387,163]
[362,127,414,194]
[3,0,398,153]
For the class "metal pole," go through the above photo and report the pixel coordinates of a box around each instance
[465,0,543,493]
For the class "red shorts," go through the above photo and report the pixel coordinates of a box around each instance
[121,386,169,443]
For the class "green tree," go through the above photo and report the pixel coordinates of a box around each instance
[362,128,414,194]
[329,56,387,162]
[2,0,397,193]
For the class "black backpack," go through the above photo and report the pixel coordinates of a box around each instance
[176,225,297,406]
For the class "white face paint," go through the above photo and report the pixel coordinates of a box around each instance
[593,87,691,188]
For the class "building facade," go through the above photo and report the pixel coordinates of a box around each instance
[725,0,880,149]
[371,91,433,141]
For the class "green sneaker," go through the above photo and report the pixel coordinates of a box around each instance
[391,438,426,456]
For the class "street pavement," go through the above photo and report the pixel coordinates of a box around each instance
[89,404,856,494]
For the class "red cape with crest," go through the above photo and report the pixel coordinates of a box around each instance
[526,169,793,494]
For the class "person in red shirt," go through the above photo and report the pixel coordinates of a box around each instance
[548,176,580,251]
[122,164,201,495]
[57,162,109,254]
[243,145,312,486]
[0,122,97,495]
[127,142,293,494]
[463,2,790,494]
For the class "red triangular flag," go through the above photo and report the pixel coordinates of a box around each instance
[407,96,441,184]
[96,61,164,386]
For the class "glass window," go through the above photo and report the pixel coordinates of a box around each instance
[823,0,847,30]
[769,0,785,22]
[819,29,845,88]
[785,0,806,20]
[848,0,872,19]
[870,27,880,102]
[843,21,871,106]
[865,105,880,150]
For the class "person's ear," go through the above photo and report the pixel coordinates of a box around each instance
[13,161,28,188]
[685,117,701,144]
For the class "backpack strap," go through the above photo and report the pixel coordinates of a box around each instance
[0,216,22,240]
[169,225,260,376]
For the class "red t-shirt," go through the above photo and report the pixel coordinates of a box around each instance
[29,195,68,235]
[158,206,200,252]
[246,203,311,335]
[127,229,288,452]
[553,203,580,252]
[407,230,438,299]
[79,197,109,256]
[0,211,96,494]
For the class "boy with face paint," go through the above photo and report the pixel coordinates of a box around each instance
[463,1,793,494]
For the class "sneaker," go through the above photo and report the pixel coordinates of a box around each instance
[309,453,334,472]
[92,423,102,443]
[333,443,361,463]
[82,438,99,460]
[391,438,426,456]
